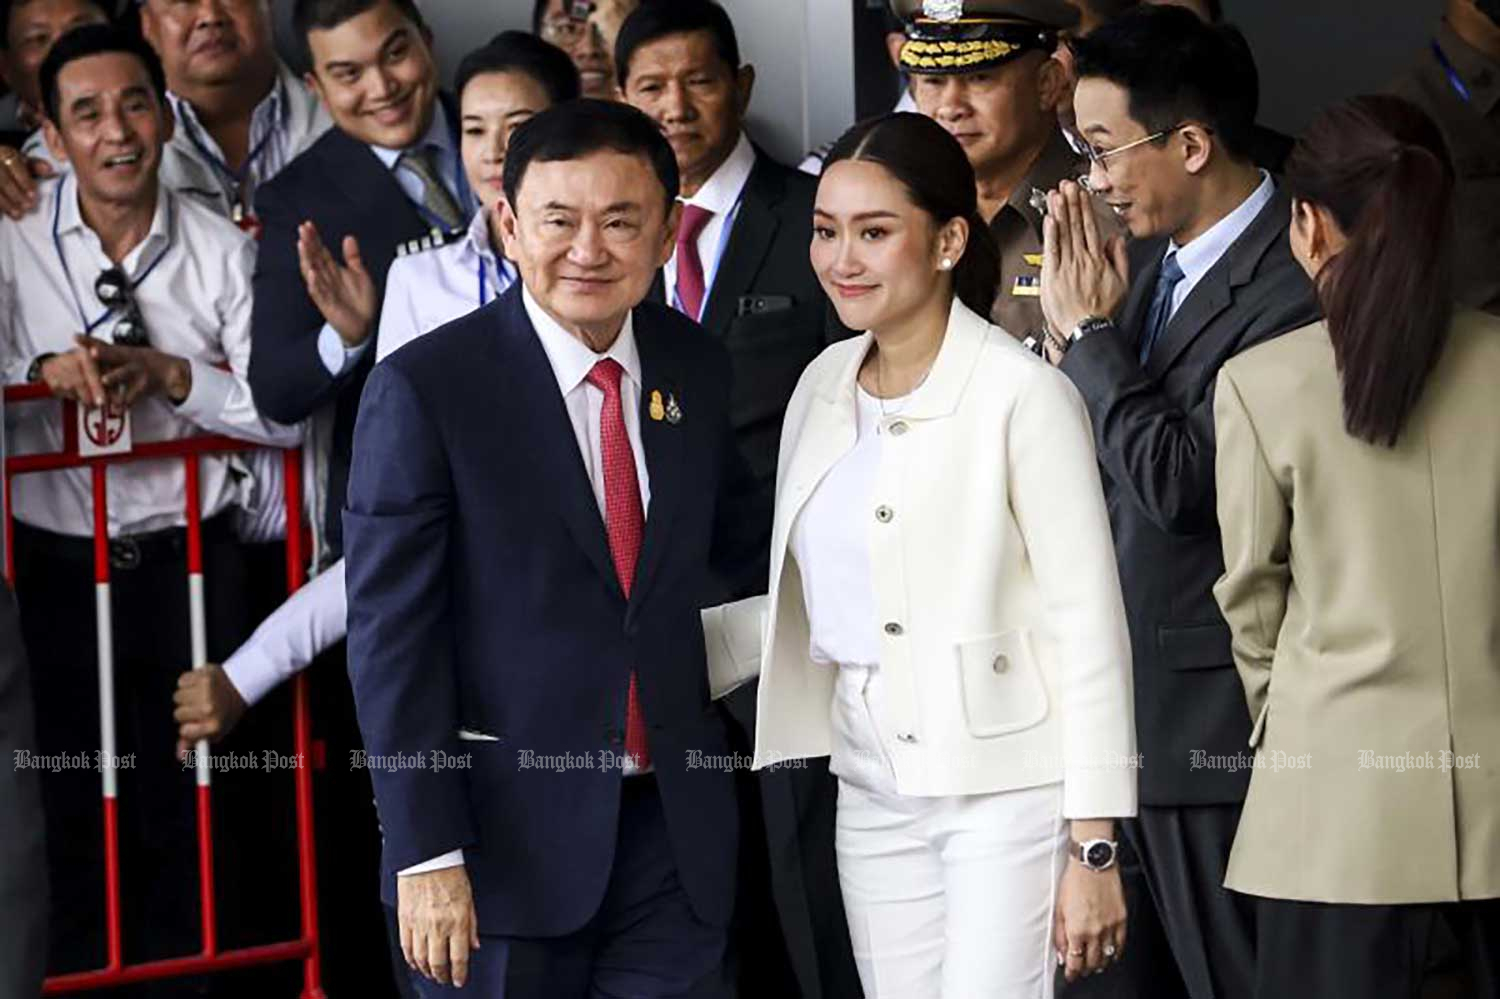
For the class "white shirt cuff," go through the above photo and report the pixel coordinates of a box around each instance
[398,849,465,876]
[317,322,372,377]
[174,356,232,423]
[221,641,281,709]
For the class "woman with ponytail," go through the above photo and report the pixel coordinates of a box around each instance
[748,112,1137,996]
[1212,95,1500,999]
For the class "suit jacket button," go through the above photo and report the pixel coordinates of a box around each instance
[896,732,918,744]
[888,420,909,436]
[992,653,1009,673]
[875,505,894,523]
[883,622,904,636]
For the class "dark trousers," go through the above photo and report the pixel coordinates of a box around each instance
[15,518,252,997]
[1254,896,1500,999]
[1122,804,1255,999]
[412,776,731,999]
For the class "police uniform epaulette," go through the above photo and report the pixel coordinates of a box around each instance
[396,226,465,259]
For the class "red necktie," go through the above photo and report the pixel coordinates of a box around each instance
[674,204,714,321]
[584,359,650,771]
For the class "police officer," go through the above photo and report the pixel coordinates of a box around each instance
[893,0,1120,341]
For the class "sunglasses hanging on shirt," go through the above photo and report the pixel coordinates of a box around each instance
[94,266,150,347]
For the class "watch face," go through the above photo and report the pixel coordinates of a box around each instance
[1086,842,1114,868]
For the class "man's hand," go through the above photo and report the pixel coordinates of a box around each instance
[90,340,193,406]
[1041,180,1129,354]
[398,866,481,988]
[173,664,248,758]
[297,221,377,347]
[39,336,108,408]
[0,144,53,220]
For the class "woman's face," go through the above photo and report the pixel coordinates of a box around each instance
[460,69,552,211]
[810,159,960,333]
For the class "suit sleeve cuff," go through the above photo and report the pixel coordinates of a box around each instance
[317,323,372,377]
[398,850,465,876]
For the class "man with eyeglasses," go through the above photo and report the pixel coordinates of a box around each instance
[532,0,636,100]
[0,24,298,986]
[1035,7,1317,999]
[893,0,1119,343]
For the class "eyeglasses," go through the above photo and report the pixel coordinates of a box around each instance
[95,267,149,347]
[539,14,603,48]
[1077,123,1195,191]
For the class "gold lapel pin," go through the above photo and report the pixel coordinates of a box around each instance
[649,390,666,422]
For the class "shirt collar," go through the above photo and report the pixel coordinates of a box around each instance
[521,284,641,399]
[168,67,287,147]
[682,132,755,215]
[370,98,453,170]
[1169,170,1275,287]
[1436,21,1500,117]
[57,174,174,260]
[460,206,498,262]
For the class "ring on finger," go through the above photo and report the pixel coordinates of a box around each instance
[1069,948,1085,957]
[1104,944,1117,958]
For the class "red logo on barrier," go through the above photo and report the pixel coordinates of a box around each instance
[84,406,128,448]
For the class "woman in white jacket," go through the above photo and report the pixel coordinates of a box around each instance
[751,112,1136,997]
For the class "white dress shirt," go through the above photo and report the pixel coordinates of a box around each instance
[376,208,517,364]
[1167,170,1275,317]
[402,286,652,877]
[0,176,300,537]
[168,62,294,213]
[662,132,755,319]
[318,101,472,377]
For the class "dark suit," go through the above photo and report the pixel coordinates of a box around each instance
[1058,187,1319,999]
[651,151,861,999]
[345,287,765,994]
[0,580,47,999]
[248,96,466,556]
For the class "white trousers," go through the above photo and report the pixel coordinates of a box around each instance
[831,664,1068,999]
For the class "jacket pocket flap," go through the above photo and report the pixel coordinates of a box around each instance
[1156,622,1233,671]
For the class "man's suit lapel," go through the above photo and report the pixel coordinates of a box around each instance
[1145,189,1292,376]
[698,156,783,335]
[626,315,685,620]
[495,291,625,601]
[317,127,428,251]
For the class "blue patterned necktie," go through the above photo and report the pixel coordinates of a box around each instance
[1138,253,1185,365]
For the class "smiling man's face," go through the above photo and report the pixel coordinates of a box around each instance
[304,0,437,150]
[45,50,171,210]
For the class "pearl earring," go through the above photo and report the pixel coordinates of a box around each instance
[940,258,953,271]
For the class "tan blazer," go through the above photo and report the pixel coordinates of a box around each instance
[1213,312,1500,905]
[749,299,1137,818]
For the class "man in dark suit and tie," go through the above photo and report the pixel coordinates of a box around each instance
[1036,8,1318,999]
[248,0,474,561]
[344,98,766,999]
[615,6,857,997]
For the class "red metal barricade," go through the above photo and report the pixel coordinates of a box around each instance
[3,382,325,998]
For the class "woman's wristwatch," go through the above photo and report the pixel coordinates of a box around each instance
[1069,837,1120,872]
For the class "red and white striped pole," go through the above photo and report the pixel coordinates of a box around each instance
[91,463,123,972]
[183,456,218,957]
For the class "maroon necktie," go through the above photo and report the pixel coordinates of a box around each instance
[674,204,714,321]
[584,358,650,771]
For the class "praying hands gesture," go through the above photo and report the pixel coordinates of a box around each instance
[297,221,377,348]
[1040,180,1129,364]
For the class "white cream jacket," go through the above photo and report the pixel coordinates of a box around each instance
[742,299,1136,816]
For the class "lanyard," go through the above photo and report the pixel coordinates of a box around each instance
[52,175,175,335]
[670,191,744,320]
[477,256,516,307]
[183,118,277,204]
[1431,41,1473,104]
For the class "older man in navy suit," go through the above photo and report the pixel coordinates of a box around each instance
[344,99,766,999]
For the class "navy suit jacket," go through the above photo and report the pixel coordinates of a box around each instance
[248,96,464,554]
[344,287,765,936]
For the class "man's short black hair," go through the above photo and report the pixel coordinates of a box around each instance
[293,0,427,51]
[40,22,165,123]
[502,97,679,214]
[0,0,113,51]
[457,31,580,107]
[1071,4,1259,163]
[614,0,740,89]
